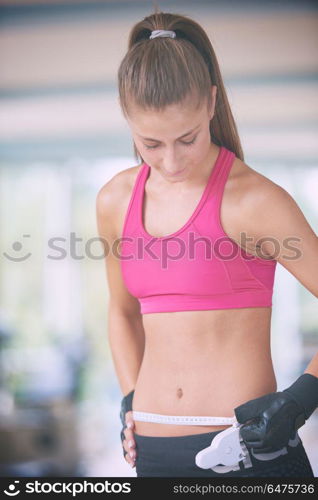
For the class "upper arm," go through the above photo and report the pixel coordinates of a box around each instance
[96,175,142,317]
[242,178,318,298]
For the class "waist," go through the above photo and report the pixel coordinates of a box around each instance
[134,371,277,413]
[135,311,274,436]
[132,411,237,426]
[133,365,277,436]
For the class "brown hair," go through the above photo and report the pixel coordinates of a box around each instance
[117,8,244,163]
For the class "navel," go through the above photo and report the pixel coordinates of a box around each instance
[176,387,183,399]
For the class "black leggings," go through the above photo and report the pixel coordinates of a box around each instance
[134,429,315,477]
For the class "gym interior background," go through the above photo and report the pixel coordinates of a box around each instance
[0,0,317,477]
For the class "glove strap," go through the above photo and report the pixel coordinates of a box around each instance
[120,389,135,426]
[283,373,318,420]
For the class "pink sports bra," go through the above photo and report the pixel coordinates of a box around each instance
[120,146,277,314]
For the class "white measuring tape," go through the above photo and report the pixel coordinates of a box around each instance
[132,411,237,426]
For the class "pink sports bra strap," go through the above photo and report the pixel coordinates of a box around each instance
[121,163,146,235]
[212,148,236,203]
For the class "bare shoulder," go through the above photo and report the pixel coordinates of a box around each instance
[224,156,294,258]
[96,163,142,208]
[229,156,290,210]
[96,163,143,237]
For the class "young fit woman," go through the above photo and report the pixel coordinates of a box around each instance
[96,11,318,477]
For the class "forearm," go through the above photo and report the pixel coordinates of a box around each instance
[108,307,145,395]
[304,350,318,378]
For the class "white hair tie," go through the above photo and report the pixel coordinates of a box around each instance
[149,30,176,40]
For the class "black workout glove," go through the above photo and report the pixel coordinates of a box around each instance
[234,373,318,453]
[119,389,134,458]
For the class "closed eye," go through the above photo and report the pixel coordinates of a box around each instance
[144,137,197,150]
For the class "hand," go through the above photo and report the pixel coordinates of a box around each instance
[234,374,318,453]
[119,389,136,468]
[234,391,305,453]
[121,410,137,468]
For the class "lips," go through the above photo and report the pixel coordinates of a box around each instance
[166,167,186,177]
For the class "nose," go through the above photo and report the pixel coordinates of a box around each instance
[162,150,183,175]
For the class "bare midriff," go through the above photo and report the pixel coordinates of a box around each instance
[133,306,277,437]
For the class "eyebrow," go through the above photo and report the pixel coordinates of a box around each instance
[138,124,200,142]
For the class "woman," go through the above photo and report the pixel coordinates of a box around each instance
[96,10,318,477]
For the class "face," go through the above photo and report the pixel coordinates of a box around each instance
[126,87,217,182]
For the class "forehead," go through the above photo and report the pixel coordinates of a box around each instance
[127,99,207,139]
